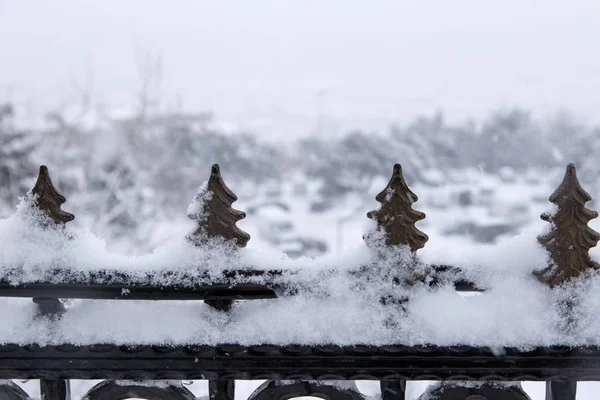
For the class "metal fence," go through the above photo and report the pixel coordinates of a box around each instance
[0,162,597,400]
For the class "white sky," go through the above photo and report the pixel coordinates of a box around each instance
[1,0,600,139]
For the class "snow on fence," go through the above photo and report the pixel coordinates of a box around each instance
[0,162,598,399]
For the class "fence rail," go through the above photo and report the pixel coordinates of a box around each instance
[0,162,597,400]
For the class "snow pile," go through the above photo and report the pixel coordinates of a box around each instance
[187,181,212,224]
[1,196,600,347]
[0,194,248,285]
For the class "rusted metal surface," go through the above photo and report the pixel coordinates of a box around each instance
[188,164,250,247]
[535,164,600,287]
[366,164,428,251]
[30,165,74,225]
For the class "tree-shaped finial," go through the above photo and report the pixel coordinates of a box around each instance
[534,163,600,287]
[187,164,250,247]
[30,165,74,225]
[366,164,428,251]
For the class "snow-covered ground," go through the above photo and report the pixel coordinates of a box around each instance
[233,167,561,258]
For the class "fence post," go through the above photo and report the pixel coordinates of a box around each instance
[29,165,73,318]
[188,164,250,311]
[209,380,235,400]
[546,381,576,400]
[365,163,430,289]
[32,298,66,317]
[39,379,70,400]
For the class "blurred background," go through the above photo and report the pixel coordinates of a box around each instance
[1,0,600,257]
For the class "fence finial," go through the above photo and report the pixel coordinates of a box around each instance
[535,163,600,287]
[188,164,250,247]
[366,164,428,251]
[31,165,74,225]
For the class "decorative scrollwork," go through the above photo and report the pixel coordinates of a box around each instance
[81,380,195,400]
[0,380,30,400]
[247,380,366,400]
[366,163,428,252]
[535,163,600,287]
[418,382,531,400]
[187,164,250,247]
[380,381,406,400]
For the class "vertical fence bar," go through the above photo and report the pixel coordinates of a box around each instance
[209,380,235,400]
[40,379,70,400]
[34,297,69,400]
[188,164,250,312]
[32,298,66,316]
[546,381,577,400]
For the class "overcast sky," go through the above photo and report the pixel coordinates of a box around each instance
[1,0,599,139]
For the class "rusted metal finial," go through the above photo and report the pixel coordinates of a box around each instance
[534,163,600,287]
[366,164,428,251]
[188,164,250,247]
[30,165,75,225]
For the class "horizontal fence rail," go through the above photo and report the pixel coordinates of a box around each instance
[0,162,598,400]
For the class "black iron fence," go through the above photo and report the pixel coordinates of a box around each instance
[0,163,598,400]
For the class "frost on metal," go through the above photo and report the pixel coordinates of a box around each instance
[365,163,428,252]
[28,165,75,226]
[535,163,600,287]
[187,164,250,248]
